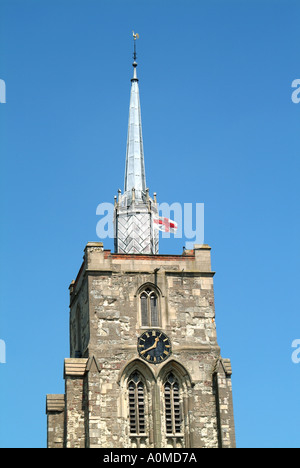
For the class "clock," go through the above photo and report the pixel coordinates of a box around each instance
[137,330,172,364]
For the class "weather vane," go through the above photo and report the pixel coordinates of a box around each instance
[132,31,139,61]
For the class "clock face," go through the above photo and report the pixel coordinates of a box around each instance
[137,330,172,364]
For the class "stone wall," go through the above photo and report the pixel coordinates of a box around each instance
[46,243,236,448]
[46,395,65,448]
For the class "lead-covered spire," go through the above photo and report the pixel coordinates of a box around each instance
[114,33,159,255]
[124,34,146,199]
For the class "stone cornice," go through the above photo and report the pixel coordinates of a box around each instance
[46,394,65,413]
[64,358,88,377]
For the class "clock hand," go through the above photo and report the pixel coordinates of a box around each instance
[140,337,159,355]
[152,336,159,349]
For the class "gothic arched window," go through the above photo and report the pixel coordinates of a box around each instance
[140,287,159,327]
[128,371,146,436]
[164,372,182,436]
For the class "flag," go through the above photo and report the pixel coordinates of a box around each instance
[153,216,178,233]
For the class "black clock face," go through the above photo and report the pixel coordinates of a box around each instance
[137,330,171,364]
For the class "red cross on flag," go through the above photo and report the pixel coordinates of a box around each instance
[153,216,178,233]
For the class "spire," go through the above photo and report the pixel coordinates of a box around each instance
[124,32,146,198]
[114,33,159,255]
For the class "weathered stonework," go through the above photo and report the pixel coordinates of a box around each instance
[46,243,236,448]
[46,395,65,449]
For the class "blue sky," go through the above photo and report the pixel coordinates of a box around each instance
[0,0,300,448]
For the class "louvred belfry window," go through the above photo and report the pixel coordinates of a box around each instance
[140,287,159,327]
[128,372,146,435]
[164,373,182,436]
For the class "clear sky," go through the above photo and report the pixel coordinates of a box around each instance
[0,0,300,448]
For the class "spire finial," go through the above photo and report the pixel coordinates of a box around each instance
[132,31,139,62]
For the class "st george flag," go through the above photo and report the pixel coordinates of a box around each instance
[153,216,178,234]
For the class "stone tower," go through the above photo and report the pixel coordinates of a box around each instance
[46,38,236,449]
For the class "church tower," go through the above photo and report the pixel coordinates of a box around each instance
[46,35,236,449]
